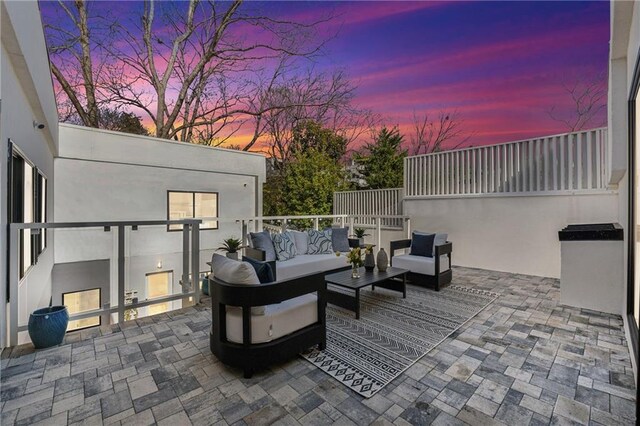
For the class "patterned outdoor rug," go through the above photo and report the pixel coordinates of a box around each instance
[302,284,498,398]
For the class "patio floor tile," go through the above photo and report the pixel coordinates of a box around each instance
[0,266,636,425]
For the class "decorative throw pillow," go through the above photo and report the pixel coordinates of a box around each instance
[288,230,309,254]
[211,254,264,315]
[272,232,297,261]
[307,229,333,254]
[413,231,448,255]
[249,230,276,262]
[329,227,350,252]
[242,256,275,283]
[411,232,436,257]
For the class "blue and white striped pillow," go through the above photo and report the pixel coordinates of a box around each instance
[307,229,333,254]
[272,232,297,261]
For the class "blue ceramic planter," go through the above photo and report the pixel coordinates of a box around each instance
[28,306,69,349]
[201,276,209,296]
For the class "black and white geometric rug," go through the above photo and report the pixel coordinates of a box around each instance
[301,284,497,398]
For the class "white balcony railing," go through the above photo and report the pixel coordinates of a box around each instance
[333,188,404,229]
[404,127,609,197]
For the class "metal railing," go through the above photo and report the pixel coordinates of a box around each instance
[333,188,404,229]
[7,219,201,347]
[7,214,410,347]
[209,214,412,249]
[404,127,609,197]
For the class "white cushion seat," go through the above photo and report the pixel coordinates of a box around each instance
[391,254,450,276]
[226,293,318,344]
[276,254,348,281]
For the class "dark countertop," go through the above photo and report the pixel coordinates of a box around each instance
[558,223,624,241]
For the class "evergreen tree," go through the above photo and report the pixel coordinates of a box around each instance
[355,127,407,189]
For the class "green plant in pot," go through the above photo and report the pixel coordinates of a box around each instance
[218,237,244,260]
[352,228,370,246]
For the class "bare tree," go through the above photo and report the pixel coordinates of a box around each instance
[45,0,349,148]
[409,110,470,155]
[253,68,378,163]
[45,0,120,128]
[547,72,607,132]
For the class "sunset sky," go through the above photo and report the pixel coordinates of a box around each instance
[40,1,610,150]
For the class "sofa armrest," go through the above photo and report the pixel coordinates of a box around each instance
[244,246,266,261]
[390,239,411,260]
[211,271,325,309]
[210,272,326,347]
[348,238,360,248]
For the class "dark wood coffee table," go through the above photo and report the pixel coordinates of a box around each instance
[325,267,408,319]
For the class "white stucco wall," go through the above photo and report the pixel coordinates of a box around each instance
[404,192,620,279]
[1,1,58,347]
[610,0,639,379]
[54,124,266,318]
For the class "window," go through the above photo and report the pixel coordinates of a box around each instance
[63,289,101,332]
[167,191,218,231]
[146,271,173,315]
[8,144,47,279]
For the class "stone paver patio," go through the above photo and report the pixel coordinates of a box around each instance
[1,267,636,425]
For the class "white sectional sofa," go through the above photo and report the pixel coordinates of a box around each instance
[244,228,355,281]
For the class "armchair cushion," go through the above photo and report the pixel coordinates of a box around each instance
[211,254,265,315]
[242,256,275,283]
[307,229,333,254]
[412,231,448,257]
[249,231,276,261]
[411,232,436,257]
[392,254,450,276]
[272,232,297,261]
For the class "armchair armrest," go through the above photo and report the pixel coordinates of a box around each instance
[390,239,411,260]
[435,242,452,256]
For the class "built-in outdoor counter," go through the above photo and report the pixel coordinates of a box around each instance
[559,223,624,315]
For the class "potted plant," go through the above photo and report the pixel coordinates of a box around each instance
[217,237,244,260]
[346,247,364,278]
[28,306,69,349]
[352,228,370,246]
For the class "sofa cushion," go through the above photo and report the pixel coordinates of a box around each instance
[250,230,276,261]
[276,254,347,281]
[391,254,450,276]
[330,227,350,253]
[211,254,265,315]
[307,229,333,254]
[288,230,309,254]
[272,232,297,261]
[226,293,318,344]
[242,256,275,283]
[411,232,436,257]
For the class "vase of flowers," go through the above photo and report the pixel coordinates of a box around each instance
[364,245,375,272]
[347,247,363,278]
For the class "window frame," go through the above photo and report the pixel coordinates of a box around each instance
[62,287,102,332]
[145,270,174,315]
[7,142,50,282]
[166,190,219,232]
[627,45,640,396]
